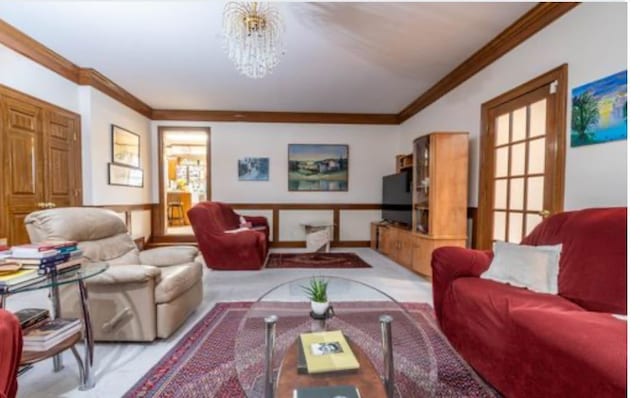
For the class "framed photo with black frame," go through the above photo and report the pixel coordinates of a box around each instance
[112,124,140,168]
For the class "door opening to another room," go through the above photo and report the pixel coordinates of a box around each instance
[158,127,211,236]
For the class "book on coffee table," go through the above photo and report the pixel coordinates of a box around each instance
[299,330,360,374]
[293,385,360,398]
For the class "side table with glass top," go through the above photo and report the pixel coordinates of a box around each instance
[0,262,109,390]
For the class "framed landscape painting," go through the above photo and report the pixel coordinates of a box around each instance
[112,125,141,167]
[288,144,348,191]
[571,70,627,147]
[238,157,269,181]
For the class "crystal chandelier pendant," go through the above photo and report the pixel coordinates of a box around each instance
[223,2,285,79]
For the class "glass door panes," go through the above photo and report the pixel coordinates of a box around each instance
[492,98,547,243]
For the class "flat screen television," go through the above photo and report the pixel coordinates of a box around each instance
[382,171,412,226]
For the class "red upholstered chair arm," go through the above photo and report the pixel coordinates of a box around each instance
[243,215,270,244]
[211,230,262,249]
[431,247,493,321]
[0,310,22,398]
[243,215,268,227]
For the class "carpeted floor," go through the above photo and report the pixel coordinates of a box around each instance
[125,302,498,398]
[264,252,372,269]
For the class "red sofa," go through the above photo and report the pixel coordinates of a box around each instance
[187,202,269,270]
[432,207,627,397]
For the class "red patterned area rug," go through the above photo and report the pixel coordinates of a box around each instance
[125,302,498,398]
[264,252,372,269]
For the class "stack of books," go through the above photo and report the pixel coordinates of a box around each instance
[0,269,45,293]
[1,243,16,275]
[13,308,50,329]
[297,330,360,374]
[22,318,82,351]
[7,241,83,275]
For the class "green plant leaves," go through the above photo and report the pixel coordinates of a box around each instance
[301,277,328,303]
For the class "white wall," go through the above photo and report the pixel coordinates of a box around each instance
[400,3,627,210]
[0,44,153,207]
[150,121,398,204]
[81,88,152,205]
[0,44,79,112]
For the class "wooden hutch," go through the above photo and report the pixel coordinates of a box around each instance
[372,132,469,278]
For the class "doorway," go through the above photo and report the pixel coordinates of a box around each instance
[476,65,567,249]
[158,126,211,236]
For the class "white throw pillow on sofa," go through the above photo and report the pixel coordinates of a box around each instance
[481,241,562,294]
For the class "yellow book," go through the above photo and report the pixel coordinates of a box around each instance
[0,268,39,287]
[299,330,360,374]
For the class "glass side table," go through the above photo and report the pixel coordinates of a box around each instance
[0,262,109,390]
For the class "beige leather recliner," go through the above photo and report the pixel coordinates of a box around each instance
[24,207,203,342]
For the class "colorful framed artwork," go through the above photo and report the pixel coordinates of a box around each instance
[288,144,348,191]
[571,70,627,147]
[108,163,143,188]
[112,125,141,167]
[238,157,269,181]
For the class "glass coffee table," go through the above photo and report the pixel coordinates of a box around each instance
[235,276,437,398]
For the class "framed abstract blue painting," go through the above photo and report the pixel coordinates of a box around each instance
[571,70,627,147]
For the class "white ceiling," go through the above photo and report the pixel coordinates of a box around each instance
[0,2,535,113]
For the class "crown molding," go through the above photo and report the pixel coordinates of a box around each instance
[0,19,79,82]
[150,109,399,124]
[77,68,153,118]
[0,3,580,125]
[397,2,579,123]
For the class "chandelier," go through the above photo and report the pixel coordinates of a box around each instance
[222,2,285,79]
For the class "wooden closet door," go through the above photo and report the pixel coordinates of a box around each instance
[43,110,82,209]
[1,95,44,244]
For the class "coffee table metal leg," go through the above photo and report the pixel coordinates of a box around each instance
[264,315,278,398]
[77,278,96,390]
[380,315,394,398]
[50,272,63,372]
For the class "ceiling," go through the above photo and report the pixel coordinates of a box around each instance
[0,2,535,114]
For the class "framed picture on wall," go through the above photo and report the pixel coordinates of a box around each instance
[238,157,269,181]
[112,125,141,167]
[108,163,143,188]
[288,144,348,191]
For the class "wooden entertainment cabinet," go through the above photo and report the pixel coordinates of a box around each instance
[372,132,469,278]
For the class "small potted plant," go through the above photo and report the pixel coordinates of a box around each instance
[302,277,329,316]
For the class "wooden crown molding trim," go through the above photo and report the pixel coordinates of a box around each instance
[397,2,580,123]
[0,19,79,82]
[1,3,579,125]
[151,109,399,125]
[0,19,152,118]
[77,68,153,118]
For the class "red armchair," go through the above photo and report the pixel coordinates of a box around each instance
[432,207,627,397]
[0,309,22,398]
[187,202,269,270]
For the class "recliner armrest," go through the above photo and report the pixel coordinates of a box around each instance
[431,247,493,321]
[86,265,161,285]
[139,246,199,267]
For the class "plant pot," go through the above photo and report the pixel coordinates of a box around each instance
[311,301,330,316]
